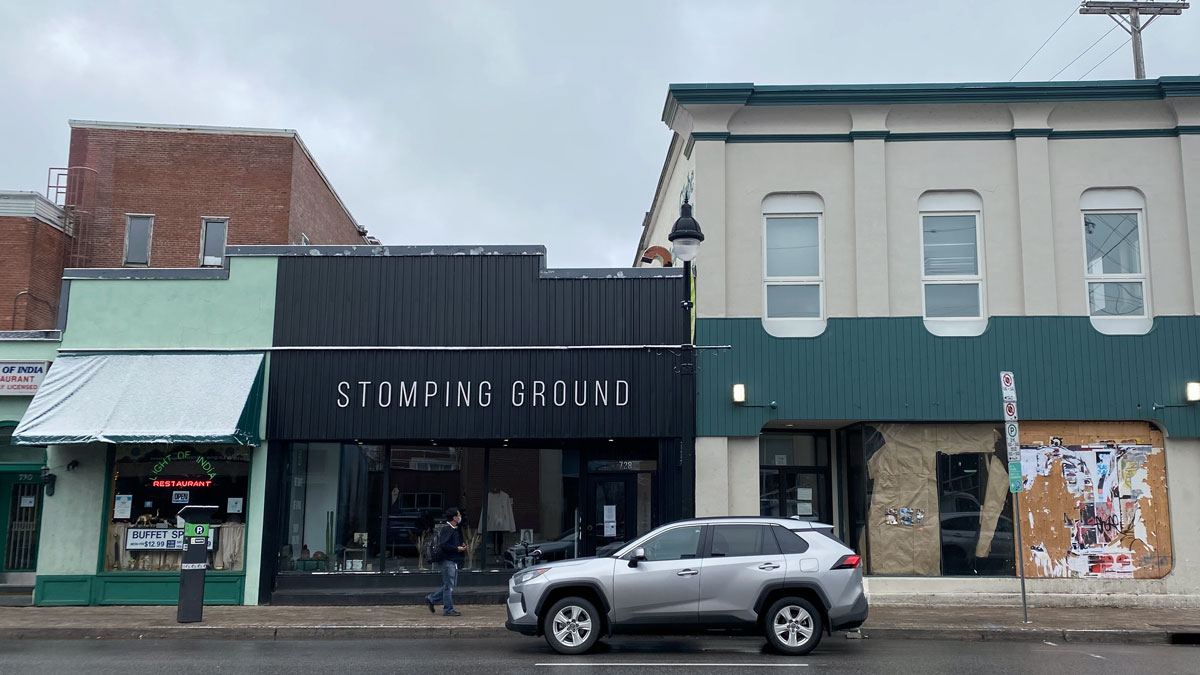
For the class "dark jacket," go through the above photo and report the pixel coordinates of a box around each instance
[438,523,465,564]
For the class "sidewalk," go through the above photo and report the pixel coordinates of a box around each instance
[1,604,1197,643]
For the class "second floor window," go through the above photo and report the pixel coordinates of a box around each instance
[921,209,983,320]
[764,214,822,319]
[201,218,228,267]
[1084,211,1145,317]
[124,215,153,266]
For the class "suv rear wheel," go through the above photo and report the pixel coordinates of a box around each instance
[542,596,601,655]
[764,596,823,655]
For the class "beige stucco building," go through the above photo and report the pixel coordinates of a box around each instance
[639,77,1200,607]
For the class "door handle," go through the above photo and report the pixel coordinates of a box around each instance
[676,569,699,577]
[758,562,780,571]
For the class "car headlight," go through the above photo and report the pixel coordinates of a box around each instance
[513,568,549,586]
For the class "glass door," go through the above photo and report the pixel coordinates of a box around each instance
[759,431,833,524]
[584,474,636,556]
[1,472,42,572]
[760,469,828,522]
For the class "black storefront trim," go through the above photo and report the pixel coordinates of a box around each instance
[261,250,694,601]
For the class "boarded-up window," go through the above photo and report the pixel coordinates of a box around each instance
[1016,421,1171,579]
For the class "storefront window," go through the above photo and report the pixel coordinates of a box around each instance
[278,443,600,574]
[104,444,250,572]
[843,424,1015,577]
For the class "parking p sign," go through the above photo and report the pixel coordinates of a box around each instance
[1000,371,1022,494]
[1005,422,1020,461]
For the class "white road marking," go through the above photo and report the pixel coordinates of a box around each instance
[535,658,806,662]
[1089,654,1106,659]
[1042,641,1058,646]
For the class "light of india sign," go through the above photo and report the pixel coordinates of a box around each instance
[0,361,50,396]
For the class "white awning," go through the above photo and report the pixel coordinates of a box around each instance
[13,353,264,445]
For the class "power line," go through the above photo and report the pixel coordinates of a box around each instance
[1009,3,1080,81]
[1078,35,1134,79]
[1050,24,1120,80]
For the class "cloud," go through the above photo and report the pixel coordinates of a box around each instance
[1,0,1198,269]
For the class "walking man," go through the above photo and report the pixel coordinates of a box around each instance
[426,507,466,617]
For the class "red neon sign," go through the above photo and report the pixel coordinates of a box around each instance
[151,479,213,488]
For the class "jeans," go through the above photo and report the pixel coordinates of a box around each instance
[427,560,458,613]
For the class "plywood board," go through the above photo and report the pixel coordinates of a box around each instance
[1016,421,1170,579]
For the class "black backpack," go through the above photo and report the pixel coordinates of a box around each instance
[424,523,446,564]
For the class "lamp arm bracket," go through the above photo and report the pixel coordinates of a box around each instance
[1151,402,1190,411]
[742,401,777,409]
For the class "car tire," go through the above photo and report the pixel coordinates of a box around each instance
[763,596,823,655]
[542,596,602,655]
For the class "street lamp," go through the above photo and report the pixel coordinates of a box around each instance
[668,199,705,312]
[668,199,703,519]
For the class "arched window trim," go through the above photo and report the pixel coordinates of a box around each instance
[761,193,827,338]
[918,190,987,337]
[1080,188,1151,336]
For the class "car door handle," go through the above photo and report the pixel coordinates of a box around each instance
[676,569,699,577]
[758,563,780,571]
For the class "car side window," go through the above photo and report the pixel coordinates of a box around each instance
[640,525,703,561]
[772,526,810,554]
[710,525,779,557]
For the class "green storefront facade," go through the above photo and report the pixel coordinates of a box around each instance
[3,256,277,606]
[696,316,1200,438]
[692,314,1200,592]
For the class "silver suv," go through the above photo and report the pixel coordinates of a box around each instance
[504,517,867,655]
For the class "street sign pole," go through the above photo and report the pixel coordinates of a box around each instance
[1001,372,1031,624]
[1014,491,1029,624]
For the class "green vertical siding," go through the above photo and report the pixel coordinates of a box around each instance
[697,316,1200,437]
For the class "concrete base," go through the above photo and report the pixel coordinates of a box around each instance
[865,577,1200,609]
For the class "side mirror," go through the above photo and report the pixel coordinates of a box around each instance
[628,547,646,568]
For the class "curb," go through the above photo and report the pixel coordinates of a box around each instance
[860,627,1171,645]
[0,625,514,641]
[0,624,1176,644]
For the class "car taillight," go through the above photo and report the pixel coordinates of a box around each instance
[832,554,861,570]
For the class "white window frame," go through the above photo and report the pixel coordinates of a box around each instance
[1081,208,1150,324]
[199,217,229,267]
[1079,188,1151,336]
[123,214,154,267]
[761,193,826,338]
[918,192,987,337]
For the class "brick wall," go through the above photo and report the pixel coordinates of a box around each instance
[67,127,295,267]
[0,216,69,330]
[287,139,364,244]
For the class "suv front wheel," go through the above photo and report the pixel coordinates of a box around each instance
[542,596,601,655]
[764,596,823,655]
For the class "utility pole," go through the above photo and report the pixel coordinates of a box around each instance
[1079,1,1190,79]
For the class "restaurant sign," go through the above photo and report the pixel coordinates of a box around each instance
[0,361,50,396]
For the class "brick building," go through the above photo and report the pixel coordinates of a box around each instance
[0,192,70,331]
[2,120,372,330]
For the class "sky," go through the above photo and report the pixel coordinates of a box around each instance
[1,1,1198,268]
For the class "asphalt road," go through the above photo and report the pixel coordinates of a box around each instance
[0,636,1196,675]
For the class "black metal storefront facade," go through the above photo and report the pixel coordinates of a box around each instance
[254,247,692,603]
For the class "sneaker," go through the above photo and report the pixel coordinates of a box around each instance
[444,610,461,617]
[425,597,435,614]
